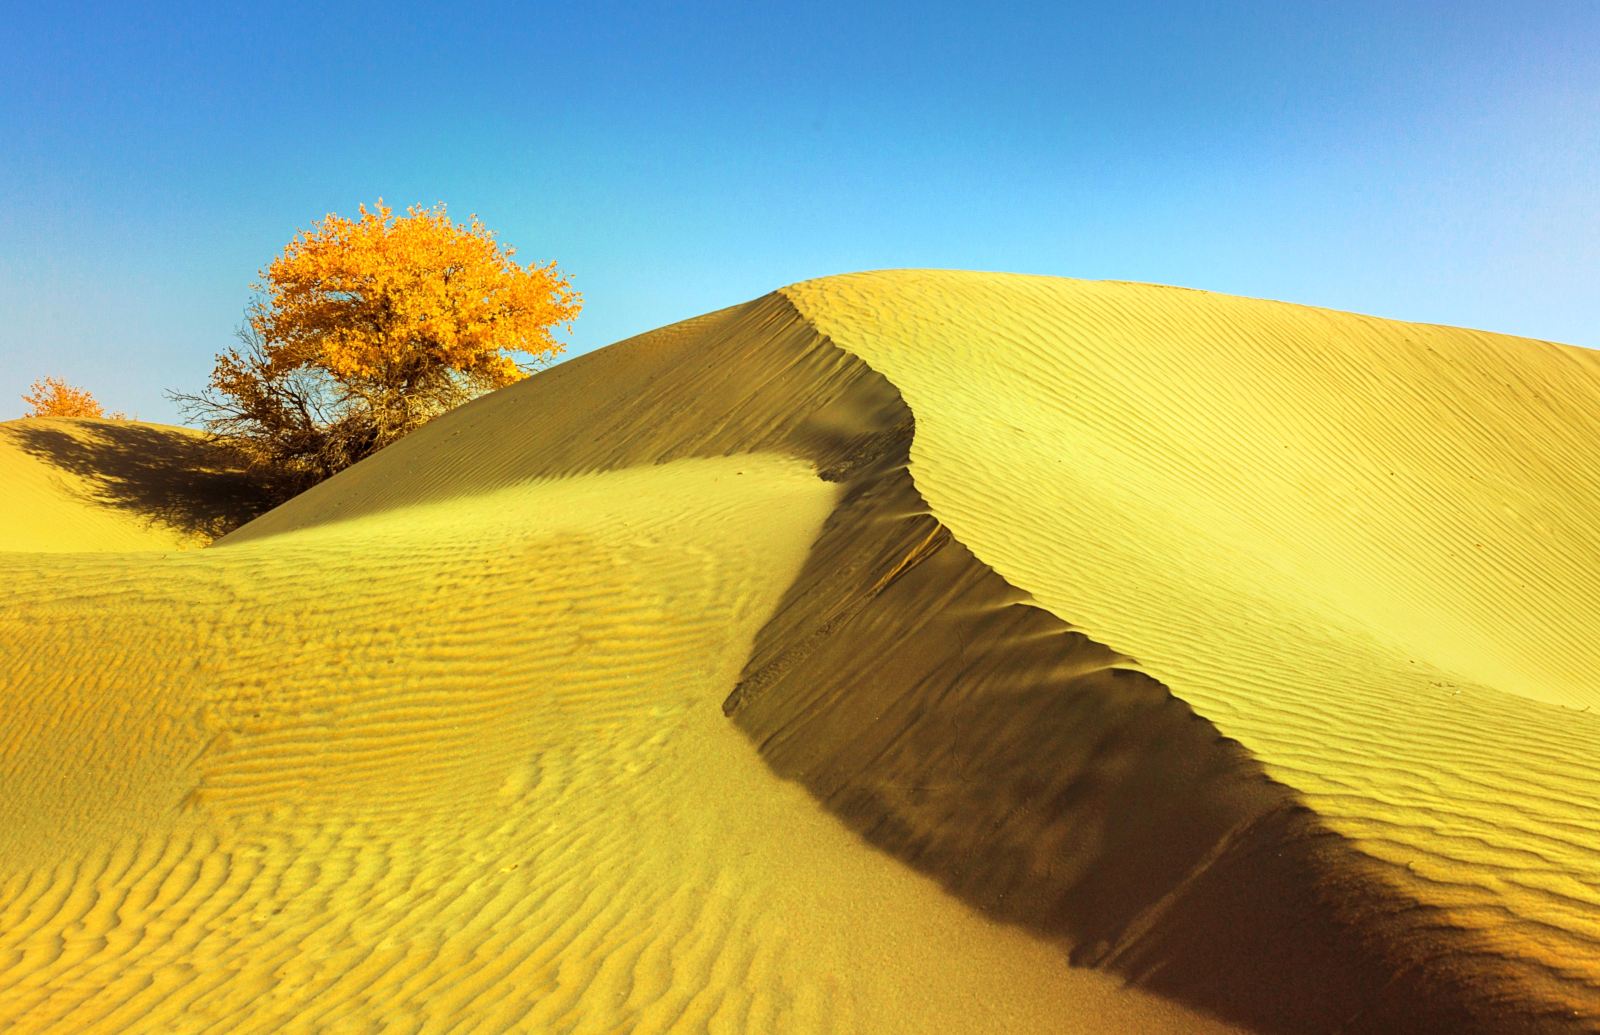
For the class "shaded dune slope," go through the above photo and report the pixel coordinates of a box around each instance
[230,283,1598,1030]
[719,402,1585,1033]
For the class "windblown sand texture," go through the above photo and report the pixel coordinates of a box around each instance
[2,271,1596,1032]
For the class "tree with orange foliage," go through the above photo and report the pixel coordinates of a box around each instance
[175,201,580,487]
[22,377,111,418]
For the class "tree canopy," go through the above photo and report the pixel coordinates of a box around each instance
[22,377,113,418]
[179,201,580,488]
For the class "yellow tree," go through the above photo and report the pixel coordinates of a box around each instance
[178,201,580,486]
[22,376,109,418]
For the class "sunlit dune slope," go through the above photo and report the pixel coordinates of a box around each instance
[0,418,270,551]
[3,273,1596,1033]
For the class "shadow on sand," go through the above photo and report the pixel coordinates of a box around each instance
[10,421,279,541]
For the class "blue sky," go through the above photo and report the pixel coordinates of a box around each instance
[2,1,1596,421]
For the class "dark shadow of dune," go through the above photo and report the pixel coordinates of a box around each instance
[724,407,1584,1033]
[8,421,279,541]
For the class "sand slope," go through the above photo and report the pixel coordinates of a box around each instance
[2,273,1596,1032]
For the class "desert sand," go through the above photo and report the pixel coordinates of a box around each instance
[1,271,1595,1032]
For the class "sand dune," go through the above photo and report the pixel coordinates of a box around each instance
[2,272,1596,1032]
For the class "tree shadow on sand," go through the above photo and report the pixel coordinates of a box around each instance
[10,421,281,542]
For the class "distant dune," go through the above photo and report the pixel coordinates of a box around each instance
[2,271,1596,1032]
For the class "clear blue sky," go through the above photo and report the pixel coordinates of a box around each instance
[3,1,1596,421]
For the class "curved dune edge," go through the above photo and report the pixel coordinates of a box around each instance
[771,273,1600,1030]
[717,310,1584,1033]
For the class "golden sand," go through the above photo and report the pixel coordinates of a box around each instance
[2,272,1595,1032]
